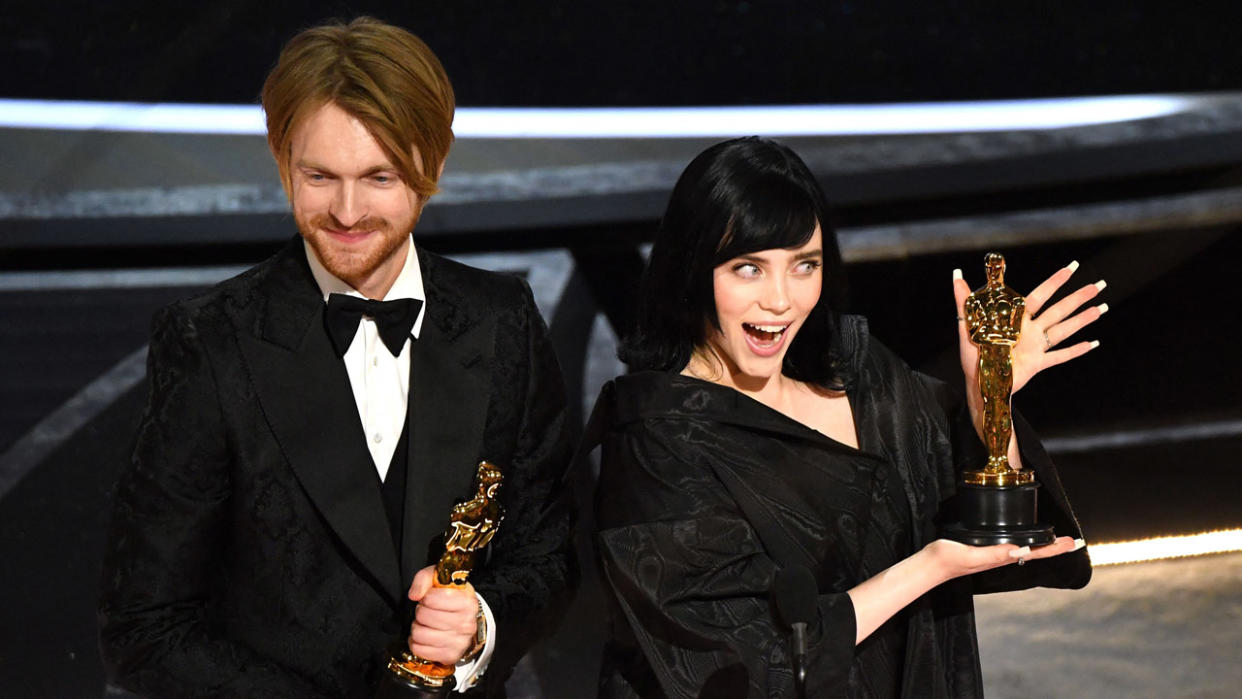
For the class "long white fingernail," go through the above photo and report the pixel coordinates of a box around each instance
[1097,303,1109,315]
[1073,538,1087,551]
[1089,340,1100,349]
[1009,546,1032,558]
[1067,260,1080,272]
[1095,280,1107,291]
[953,268,963,280]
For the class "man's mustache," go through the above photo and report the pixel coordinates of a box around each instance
[308,214,390,233]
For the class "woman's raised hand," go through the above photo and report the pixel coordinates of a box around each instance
[953,260,1107,397]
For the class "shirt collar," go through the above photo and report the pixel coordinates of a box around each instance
[304,234,427,339]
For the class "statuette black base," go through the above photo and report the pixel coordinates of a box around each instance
[943,481,1055,547]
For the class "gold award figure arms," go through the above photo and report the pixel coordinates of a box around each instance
[435,463,504,585]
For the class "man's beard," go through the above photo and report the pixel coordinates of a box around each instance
[297,212,416,290]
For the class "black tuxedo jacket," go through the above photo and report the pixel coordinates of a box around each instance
[99,239,575,698]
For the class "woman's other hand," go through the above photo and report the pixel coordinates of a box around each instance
[849,536,1083,643]
[953,260,1106,399]
[924,536,1081,582]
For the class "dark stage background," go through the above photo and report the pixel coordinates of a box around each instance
[6,1,1242,106]
[3,3,1242,697]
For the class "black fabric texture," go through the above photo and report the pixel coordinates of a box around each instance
[591,315,1091,699]
[381,410,412,561]
[98,237,577,698]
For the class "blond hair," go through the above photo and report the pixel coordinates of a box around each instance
[261,17,455,199]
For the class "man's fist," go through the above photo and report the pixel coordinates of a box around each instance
[406,565,480,664]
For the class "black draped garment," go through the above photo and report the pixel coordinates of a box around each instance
[592,315,1091,698]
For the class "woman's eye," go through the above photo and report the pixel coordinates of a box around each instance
[733,263,760,278]
[795,260,822,274]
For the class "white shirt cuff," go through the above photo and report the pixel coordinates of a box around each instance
[452,592,496,692]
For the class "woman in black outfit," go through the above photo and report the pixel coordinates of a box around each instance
[591,137,1102,698]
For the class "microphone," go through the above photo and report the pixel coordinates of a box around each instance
[772,565,817,699]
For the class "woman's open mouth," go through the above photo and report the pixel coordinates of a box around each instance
[742,322,790,356]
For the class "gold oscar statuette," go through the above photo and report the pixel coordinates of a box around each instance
[944,253,1055,547]
[963,252,1031,486]
[377,462,504,698]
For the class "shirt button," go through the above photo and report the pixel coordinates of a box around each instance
[372,356,379,367]
[373,433,383,444]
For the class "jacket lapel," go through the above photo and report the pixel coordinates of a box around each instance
[401,250,495,586]
[236,242,402,604]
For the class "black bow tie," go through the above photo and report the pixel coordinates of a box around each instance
[325,293,423,357]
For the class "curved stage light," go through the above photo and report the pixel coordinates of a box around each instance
[0,94,1203,137]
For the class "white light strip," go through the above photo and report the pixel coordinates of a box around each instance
[0,95,1200,138]
[453,97,1197,137]
[0,266,249,291]
[1089,529,1242,566]
[1043,418,1242,453]
[0,101,268,135]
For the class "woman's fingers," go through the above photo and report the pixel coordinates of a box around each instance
[1025,261,1079,316]
[953,269,976,367]
[953,268,969,310]
[952,269,970,336]
[1041,340,1100,369]
[931,535,1080,579]
[1036,280,1106,329]
[992,536,1076,568]
[1017,536,1079,562]
[1044,302,1107,349]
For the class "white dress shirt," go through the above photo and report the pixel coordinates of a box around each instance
[304,236,495,691]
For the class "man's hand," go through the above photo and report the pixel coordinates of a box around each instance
[406,565,480,665]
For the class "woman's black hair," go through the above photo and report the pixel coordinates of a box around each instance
[620,136,850,389]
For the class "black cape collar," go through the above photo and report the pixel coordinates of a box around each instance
[606,315,877,456]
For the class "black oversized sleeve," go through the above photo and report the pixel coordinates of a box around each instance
[98,304,328,698]
[467,278,578,690]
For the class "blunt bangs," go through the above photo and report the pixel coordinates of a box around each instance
[714,172,821,265]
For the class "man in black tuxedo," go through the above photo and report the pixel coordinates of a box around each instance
[99,18,574,698]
